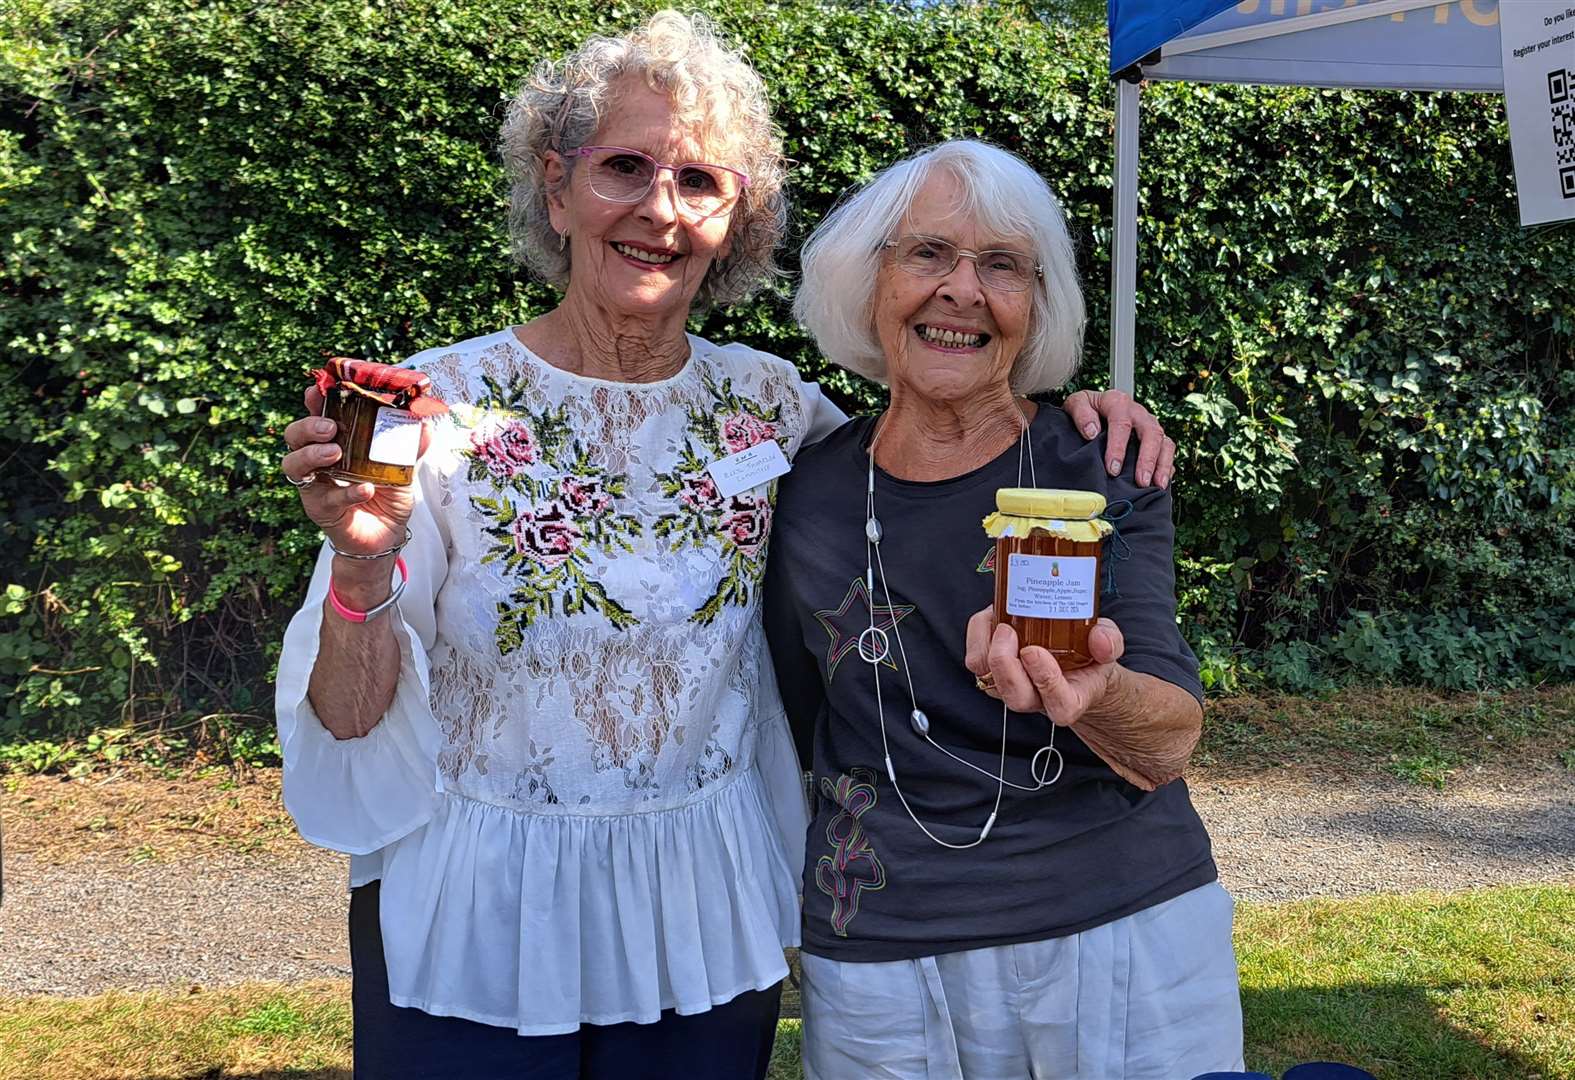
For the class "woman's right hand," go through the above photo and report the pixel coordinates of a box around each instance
[281,386,431,557]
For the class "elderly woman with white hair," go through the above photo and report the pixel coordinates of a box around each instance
[275,12,1170,1077]
[765,140,1244,1079]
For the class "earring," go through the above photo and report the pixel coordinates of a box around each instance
[558,230,569,253]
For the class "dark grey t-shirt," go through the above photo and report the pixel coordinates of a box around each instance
[763,407,1216,963]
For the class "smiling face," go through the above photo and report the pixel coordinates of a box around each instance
[545,79,737,321]
[871,169,1034,406]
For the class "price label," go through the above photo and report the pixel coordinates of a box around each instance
[368,407,420,466]
[1005,554,1096,620]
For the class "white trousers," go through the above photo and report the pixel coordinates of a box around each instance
[800,881,1244,1080]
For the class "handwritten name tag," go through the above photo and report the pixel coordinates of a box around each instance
[706,440,791,498]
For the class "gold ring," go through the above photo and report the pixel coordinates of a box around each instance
[975,673,996,692]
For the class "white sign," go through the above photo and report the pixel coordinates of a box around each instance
[1500,1,1575,226]
[705,439,790,498]
[1005,554,1097,621]
[368,407,421,466]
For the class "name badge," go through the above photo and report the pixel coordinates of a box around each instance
[706,440,791,498]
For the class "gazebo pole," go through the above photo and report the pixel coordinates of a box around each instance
[1110,73,1140,395]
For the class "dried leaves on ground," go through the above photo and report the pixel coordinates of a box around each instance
[1,768,298,865]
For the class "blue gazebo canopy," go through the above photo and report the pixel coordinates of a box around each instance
[1108,0,1235,74]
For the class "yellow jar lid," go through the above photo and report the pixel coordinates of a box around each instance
[983,487,1111,542]
[995,488,1107,519]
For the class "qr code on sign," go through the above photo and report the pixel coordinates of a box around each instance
[1552,68,1575,198]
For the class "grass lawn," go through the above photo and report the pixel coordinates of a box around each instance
[1235,884,1575,1078]
[1,885,1569,1080]
[1197,685,1575,786]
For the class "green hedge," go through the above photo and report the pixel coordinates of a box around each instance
[3,0,1572,739]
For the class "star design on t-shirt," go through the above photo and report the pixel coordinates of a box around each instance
[813,577,916,681]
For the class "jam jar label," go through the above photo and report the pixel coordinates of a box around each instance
[368,407,421,466]
[1005,554,1097,620]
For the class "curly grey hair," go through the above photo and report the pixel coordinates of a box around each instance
[500,11,787,308]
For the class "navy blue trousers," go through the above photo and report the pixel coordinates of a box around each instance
[350,882,784,1079]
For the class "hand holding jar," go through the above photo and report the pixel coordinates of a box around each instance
[966,487,1125,726]
[964,607,1125,727]
[279,360,441,562]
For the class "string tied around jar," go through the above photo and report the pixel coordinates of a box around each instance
[1099,499,1134,600]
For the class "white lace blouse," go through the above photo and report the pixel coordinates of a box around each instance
[274,329,844,1035]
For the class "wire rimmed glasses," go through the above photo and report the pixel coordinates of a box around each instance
[573,146,749,219]
[882,235,1043,292]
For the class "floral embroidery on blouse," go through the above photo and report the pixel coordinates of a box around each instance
[654,373,786,625]
[402,333,812,815]
[464,375,645,652]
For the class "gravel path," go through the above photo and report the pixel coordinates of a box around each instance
[1194,767,1575,901]
[0,850,352,995]
[2,766,1572,996]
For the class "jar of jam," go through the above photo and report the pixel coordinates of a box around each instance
[982,488,1112,671]
[310,358,448,487]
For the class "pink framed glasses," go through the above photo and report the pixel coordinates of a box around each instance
[573,146,750,218]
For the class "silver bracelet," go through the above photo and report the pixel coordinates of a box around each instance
[358,575,409,622]
[327,526,412,561]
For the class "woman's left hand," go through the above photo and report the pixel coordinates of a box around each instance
[1061,389,1175,488]
[964,607,1125,728]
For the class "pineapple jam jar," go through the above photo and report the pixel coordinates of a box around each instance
[982,488,1113,671]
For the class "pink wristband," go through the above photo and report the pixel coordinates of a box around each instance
[328,556,409,623]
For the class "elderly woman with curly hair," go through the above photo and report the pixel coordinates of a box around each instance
[275,12,1168,1078]
[765,140,1243,1078]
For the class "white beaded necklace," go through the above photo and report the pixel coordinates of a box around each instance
[861,407,1064,850]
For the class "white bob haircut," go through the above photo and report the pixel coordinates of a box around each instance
[794,140,1086,395]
